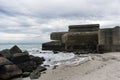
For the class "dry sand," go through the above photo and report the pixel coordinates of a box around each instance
[22,52,120,80]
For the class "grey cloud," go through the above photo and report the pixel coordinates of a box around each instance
[0,0,120,43]
[0,0,119,19]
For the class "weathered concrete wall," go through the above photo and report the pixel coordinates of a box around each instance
[50,32,67,41]
[113,26,120,45]
[98,26,120,52]
[98,45,120,52]
[62,31,98,45]
[42,41,65,51]
[99,28,113,45]
[62,31,98,52]
[69,24,99,32]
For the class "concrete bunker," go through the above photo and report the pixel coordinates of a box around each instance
[42,24,120,53]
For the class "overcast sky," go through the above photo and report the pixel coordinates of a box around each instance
[0,0,120,43]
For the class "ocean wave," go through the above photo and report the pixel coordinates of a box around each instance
[28,48,90,69]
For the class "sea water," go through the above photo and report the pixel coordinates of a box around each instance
[0,43,42,50]
[0,43,90,68]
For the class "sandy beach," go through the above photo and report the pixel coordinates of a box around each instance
[22,52,120,80]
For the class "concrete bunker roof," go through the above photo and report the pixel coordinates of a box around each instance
[69,24,100,29]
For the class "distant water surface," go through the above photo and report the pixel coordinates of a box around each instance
[0,43,42,50]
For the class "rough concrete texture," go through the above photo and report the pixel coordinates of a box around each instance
[62,32,98,45]
[50,32,67,40]
[99,26,120,52]
[42,24,120,52]
[42,41,65,51]
[69,24,99,32]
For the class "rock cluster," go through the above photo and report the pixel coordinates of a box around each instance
[0,45,46,80]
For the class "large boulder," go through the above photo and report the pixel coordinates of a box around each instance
[17,56,45,72]
[0,49,12,59]
[0,65,22,80]
[30,55,45,66]
[0,57,12,66]
[11,53,30,64]
[0,57,22,80]
[17,60,37,72]
[10,45,22,55]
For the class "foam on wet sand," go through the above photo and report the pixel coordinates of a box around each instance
[21,52,120,80]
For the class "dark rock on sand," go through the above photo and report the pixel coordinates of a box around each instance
[17,60,37,72]
[0,57,12,66]
[0,65,22,80]
[17,55,45,72]
[43,65,50,67]
[11,53,30,64]
[37,66,47,72]
[0,49,12,59]
[30,56,45,66]
[53,51,59,54]
[22,72,31,77]
[23,50,29,54]
[0,57,22,80]
[0,54,2,57]
[10,45,22,55]
[30,66,47,79]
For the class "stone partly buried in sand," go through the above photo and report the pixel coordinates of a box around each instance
[30,66,47,79]
[0,45,46,80]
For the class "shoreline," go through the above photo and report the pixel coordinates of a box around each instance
[20,52,120,80]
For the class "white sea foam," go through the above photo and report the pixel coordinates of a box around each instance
[28,48,90,68]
